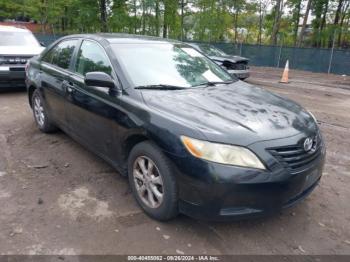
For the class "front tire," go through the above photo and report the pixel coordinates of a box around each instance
[31,89,57,133]
[128,141,178,221]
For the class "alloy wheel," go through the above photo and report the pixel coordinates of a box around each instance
[33,95,45,127]
[133,156,164,209]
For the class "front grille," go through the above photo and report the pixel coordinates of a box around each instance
[10,67,25,71]
[268,134,323,172]
[0,56,30,65]
[223,61,248,70]
[232,62,247,70]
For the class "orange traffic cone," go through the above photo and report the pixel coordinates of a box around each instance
[280,60,289,84]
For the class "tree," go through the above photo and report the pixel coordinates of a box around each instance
[319,0,329,47]
[0,0,25,20]
[288,0,302,46]
[110,0,129,33]
[25,0,53,33]
[312,0,328,47]
[225,0,245,43]
[270,0,283,45]
[1,0,349,48]
[297,0,312,47]
[99,0,108,32]
[162,0,179,38]
[257,0,269,44]
[337,0,350,47]
[155,0,160,36]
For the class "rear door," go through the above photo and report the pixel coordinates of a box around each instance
[40,39,78,127]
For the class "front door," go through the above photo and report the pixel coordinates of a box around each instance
[65,40,118,160]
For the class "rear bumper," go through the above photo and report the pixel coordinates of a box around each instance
[227,69,250,80]
[0,67,26,88]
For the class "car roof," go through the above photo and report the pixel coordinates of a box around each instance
[0,25,30,33]
[61,33,183,45]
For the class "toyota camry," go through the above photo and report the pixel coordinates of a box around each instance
[26,34,325,221]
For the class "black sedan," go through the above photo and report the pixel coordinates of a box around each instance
[188,43,250,80]
[26,34,325,221]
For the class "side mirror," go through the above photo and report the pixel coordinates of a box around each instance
[40,42,46,47]
[84,72,115,89]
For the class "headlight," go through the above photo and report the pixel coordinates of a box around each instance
[181,136,265,170]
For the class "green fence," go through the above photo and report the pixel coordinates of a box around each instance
[35,34,64,46]
[34,34,350,76]
[213,43,350,75]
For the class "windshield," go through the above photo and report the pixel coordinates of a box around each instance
[0,31,40,47]
[111,43,233,88]
[198,44,227,57]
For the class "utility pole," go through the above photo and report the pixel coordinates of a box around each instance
[277,34,284,68]
[328,30,336,74]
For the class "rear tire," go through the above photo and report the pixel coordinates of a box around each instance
[128,141,178,221]
[31,89,57,133]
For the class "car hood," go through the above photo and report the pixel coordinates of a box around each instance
[0,46,44,56]
[210,55,249,63]
[141,81,317,146]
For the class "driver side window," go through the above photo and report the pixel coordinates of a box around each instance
[75,40,112,76]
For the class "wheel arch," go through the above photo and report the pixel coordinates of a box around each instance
[122,133,149,162]
[27,85,37,108]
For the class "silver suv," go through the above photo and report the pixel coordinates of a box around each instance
[0,25,44,89]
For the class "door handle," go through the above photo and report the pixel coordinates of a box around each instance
[67,85,74,93]
[63,80,75,94]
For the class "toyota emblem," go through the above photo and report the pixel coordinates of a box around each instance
[303,137,314,152]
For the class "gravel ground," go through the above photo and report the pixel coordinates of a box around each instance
[0,67,349,255]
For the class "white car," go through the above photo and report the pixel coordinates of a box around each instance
[0,25,44,89]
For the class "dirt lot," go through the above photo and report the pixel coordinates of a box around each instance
[0,67,349,255]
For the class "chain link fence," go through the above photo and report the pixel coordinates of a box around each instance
[35,34,350,76]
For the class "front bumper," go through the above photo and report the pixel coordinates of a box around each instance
[177,165,323,221]
[0,66,26,88]
[227,69,250,80]
[168,134,326,221]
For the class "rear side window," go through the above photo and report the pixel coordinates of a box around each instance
[75,40,112,76]
[42,40,77,70]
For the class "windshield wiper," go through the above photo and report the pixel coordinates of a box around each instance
[194,80,235,87]
[134,84,187,90]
